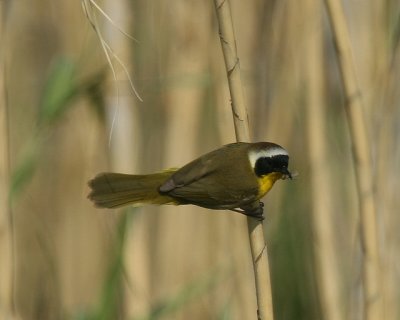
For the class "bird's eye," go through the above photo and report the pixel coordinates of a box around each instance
[272,155,289,170]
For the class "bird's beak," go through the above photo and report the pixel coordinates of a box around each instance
[281,168,292,180]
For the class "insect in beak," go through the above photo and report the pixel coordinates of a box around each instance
[281,168,293,180]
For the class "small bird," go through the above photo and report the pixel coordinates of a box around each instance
[88,142,292,219]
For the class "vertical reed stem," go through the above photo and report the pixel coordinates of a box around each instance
[213,1,274,319]
[304,1,342,318]
[323,1,382,319]
[0,2,14,317]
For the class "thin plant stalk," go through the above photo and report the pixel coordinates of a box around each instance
[304,1,342,318]
[213,0,274,319]
[0,2,14,318]
[323,0,382,319]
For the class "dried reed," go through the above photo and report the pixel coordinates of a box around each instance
[0,3,15,318]
[323,0,382,319]
[213,0,274,319]
[304,1,342,319]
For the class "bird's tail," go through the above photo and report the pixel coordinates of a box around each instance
[88,169,178,209]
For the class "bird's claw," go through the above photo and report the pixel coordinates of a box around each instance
[233,201,265,221]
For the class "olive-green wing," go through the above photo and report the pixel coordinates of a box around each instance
[159,143,245,193]
[159,152,219,194]
[158,144,258,209]
[164,174,257,209]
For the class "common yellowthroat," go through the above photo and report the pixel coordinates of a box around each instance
[88,142,291,218]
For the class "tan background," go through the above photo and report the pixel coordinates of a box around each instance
[0,0,399,319]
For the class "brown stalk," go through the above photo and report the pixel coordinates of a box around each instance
[0,2,14,318]
[304,1,342,318]
[323,0,382,319]
[213,1,273,319]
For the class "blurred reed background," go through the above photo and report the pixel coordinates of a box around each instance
[0,0,399,319]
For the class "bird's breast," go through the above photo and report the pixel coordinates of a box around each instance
[257,173,283,198]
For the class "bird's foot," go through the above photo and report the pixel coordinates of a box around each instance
[233,201,265,221]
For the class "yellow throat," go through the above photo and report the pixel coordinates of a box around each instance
[257,172,283,198]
